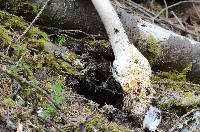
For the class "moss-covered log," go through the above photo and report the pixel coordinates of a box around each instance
[1,0,200,83]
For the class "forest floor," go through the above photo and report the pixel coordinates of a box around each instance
[0,1,200,131]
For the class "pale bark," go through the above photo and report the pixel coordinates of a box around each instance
[114,2,200,83]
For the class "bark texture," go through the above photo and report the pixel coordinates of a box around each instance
[0,0,106,37]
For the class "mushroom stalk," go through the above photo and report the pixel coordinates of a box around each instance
[91,0,155,115]
[91,0,132,59]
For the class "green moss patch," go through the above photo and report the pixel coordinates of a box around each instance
[154,63,200,116]
[66,51,78,61]
[153,63,198,91]
[85,115,130,132]
[160,94,200,116]
[4,16,26,30]
[132,34,158,65]
[0,0,39,20]
[0,25,12,48]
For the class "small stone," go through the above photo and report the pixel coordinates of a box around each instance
[143,106,161,132]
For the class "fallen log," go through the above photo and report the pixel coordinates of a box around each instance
[1,0,200,83]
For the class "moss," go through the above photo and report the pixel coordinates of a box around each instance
[26,27,49,50]
[183,93,199,105]
[147,34,158,64]
[153,70,183,82]
[183,92,197,99]
[160,98,194,116]
[29,27,49,41]
[160,99,181,109]
[0,10,26,30]
[159,94,199,116]
[96,41,112,54]
[85,115,129,132]
[153,63,197,91]
[153,79,198,91]
[67,51,78,61]
[0,11,8,23]
[0,52,14,62]
[149,2,164,17]
[0,0,39,20]
[4,16,26,30]
[108,123,127,132]
[28,39,46,50]
[37,125,45,132]
[0,10,49,51]
[153,65,199,117]
[86,116,105,132]
[159,99,184,116]
[179,63,192,78]
[148,35,158,59]
[43,54,84,77]
[23,62,37,84]
[11,1,38,20]
[3,98,15,108]
[132,34,158,65]
[0,9,93,129]
[12,43,28,58]
[156,64,199,116]
[59,60,85,77]
[101,41,110,49]
[82,39,96,46]
[0,25,12,48]
[170,84,195,91]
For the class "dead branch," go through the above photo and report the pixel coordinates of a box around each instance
[122,0,199,39]
[153,0,200,20]
[163,0,168,18]
[17,0,51,42]
[192,0,200,19]
[170,11,185,29]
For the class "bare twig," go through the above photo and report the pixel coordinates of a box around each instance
[17,0,51,42]
[123,0,155,18]
[5,45,11,56]
[170,11,185,29]
[153,0,200,20]
[151,0,155,7]
[122,0,199,39]
[39,25,101,40]
[163,0,168,18]
[192,0,200,20]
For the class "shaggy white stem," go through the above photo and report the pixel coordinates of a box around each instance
[91,0,133,59]
[91,0,154,115]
